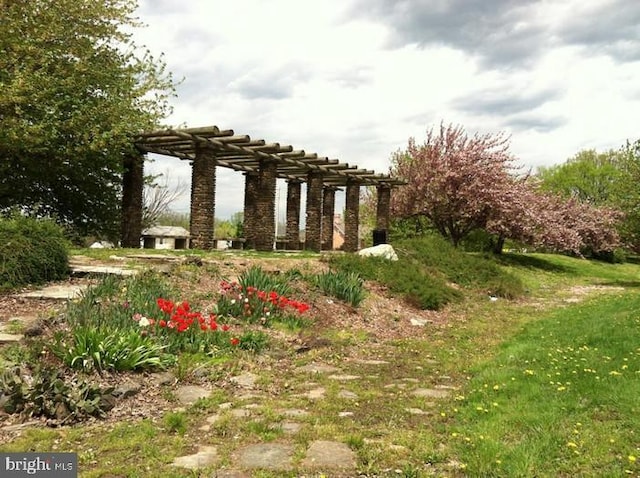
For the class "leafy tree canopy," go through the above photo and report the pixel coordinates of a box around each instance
[536,149,623,205]
[0,0,176,239]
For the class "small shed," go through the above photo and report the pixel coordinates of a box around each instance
[141,226,190,250]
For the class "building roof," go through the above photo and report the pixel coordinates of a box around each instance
[135,125,406,188]
[142,226,190,238]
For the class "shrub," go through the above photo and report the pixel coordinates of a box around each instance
[0,215,69,290]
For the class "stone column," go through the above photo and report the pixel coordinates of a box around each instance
[243,171,259,249]
[285,179,302,250]
[189,146,216,250]
[305,171,324,252]
[120,153,144,248]
[254,159,277,251]
[321,186,337,250]
[344,180,361,252]
[376,185,391,231]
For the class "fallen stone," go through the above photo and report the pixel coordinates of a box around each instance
[301,440,357,470]
[175,385,210,405]
[357,244,398,261]
[237,443,294,470]
[410,318,429,326]
[338,412,354,418]
[406,408,427,415]
[172,446,218,469]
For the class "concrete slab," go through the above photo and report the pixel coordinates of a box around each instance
[18,284,87,300]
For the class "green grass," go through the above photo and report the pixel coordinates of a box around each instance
[449,292,640,477]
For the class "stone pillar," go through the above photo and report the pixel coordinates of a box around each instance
[344,180,361,252]
[243,171,259,249]
[321,186,337,250]
[189,146,216,250]
[285,179,302,250]
[254,159,277,251]
[305,171,324,252]
[120,153,144,248]
[376,185,391,231]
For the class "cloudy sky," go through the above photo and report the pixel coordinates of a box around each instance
[133,0,640,218]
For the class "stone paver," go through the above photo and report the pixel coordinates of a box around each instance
[237,443,294,471]
[230,372,258,389]
[301,440,357,470]
[305,387,326,399]
[175,385,210,405]
[412,388,451,399]
[353,359,389,365]
[338,390,358,400]
[328,374,360,381]
[281,421,301,434]
[172,445,218,469]
[18,284,87,300]
[0,333,22,344]
[297,363,339,374]
[282,408,309,418]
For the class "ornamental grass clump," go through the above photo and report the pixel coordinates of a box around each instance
[311,270,366,307]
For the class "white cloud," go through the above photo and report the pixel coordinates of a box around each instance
[134,0,640,218]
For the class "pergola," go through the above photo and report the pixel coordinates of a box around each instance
[121,125,405,251]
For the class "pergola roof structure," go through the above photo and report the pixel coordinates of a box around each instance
[134,125,405,187]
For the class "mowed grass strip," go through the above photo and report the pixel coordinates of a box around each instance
[448,292,640,477]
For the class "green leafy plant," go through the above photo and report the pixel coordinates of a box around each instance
[0,367,114,423]
[311,270,367,307]
[51,328,173,373]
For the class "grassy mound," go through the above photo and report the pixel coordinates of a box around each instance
[329,234,524,310]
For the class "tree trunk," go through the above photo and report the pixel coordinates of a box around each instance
[492,235,506,254]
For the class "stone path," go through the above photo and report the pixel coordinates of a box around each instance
[0,261,136,342]
[170,359,455,475]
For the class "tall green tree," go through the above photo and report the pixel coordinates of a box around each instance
[615,140,640,252]
[0,0,176,238]
[536,149,623,205]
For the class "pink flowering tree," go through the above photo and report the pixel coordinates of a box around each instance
[390,123,521,247]
[390,123,622,255]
